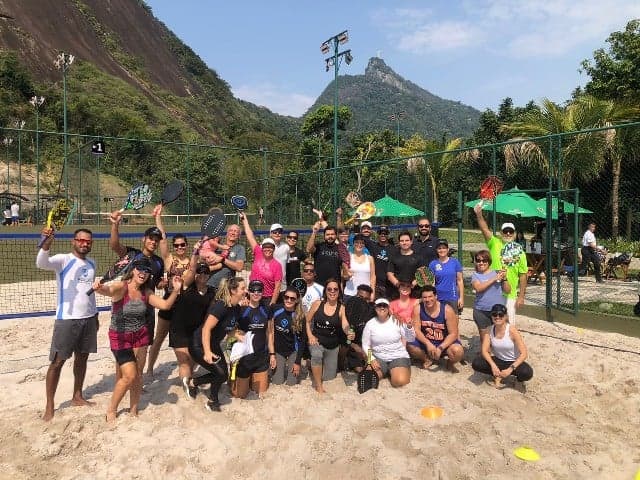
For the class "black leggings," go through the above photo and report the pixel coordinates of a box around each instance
[472,355,533,382]
[189,337,228,403]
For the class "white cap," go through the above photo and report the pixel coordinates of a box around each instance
[270,223,283,231]
[361,221,373,228]
[374,298,390,306]
[501,222,515,231]
[261,238,276,247]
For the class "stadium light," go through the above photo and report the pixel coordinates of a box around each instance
[3,136,12,190]
[320,30,353,211]
[54,52,75,199]
[14,120,25,202]
[29,96,45,221]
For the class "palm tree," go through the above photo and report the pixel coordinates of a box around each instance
[399,133,478,221]
[501,96,639,236]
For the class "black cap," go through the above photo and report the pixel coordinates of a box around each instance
[490,304,508,315]
[378,225,390,235]
[195,262,210,274]
[144,227,163,239]
[131,257,153,272]
[437,238,448,247]
[248,280,264,292]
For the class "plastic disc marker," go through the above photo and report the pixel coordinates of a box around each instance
[513,446,540,462]
[420,406,444,419]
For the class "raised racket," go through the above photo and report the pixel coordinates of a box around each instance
[501,241,524,268]
[477,175,504,208]
[338,242,351,269]
[312,208,328,230]
[345,191,362,208]
[160,180,184,206]
[415,266,434,288]
[201,207,226,240]
[119,183,152,212]
[86,250,138,296]
[230,195,248,213]
[37,198,71,248]
[357,349,379,394]
[344,202,376,226]
[290,278,307,297]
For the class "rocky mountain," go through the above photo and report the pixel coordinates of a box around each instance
[310,57,481,139]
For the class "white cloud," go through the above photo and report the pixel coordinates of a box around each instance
[232,84,315,117]
[397,21,485,52]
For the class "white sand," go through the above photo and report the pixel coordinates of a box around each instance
[1,311,639,479]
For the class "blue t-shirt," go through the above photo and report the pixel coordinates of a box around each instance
[429,258,463,301]
[472,270,506,310]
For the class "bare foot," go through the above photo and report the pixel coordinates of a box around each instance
[129,408,139,417]
[71,397,95,407]
[314,385,326,394]
[42,409,54,422]
[446,360,459,373]
[105,411,117,423]
[421,359,433,369]
[493,377,506,389]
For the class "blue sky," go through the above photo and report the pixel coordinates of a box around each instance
[145,1,640,117]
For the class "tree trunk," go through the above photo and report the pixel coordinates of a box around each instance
[611,153,621,238]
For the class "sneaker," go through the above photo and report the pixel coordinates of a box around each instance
[205,400,221,412]
[182,377,197,400]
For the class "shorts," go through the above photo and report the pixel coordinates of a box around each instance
[169,322,194,349]
[158,291,173,321]
[108,325,151,351]
[309,343,339,381]
[375,356,411,377]
[49,315,98,362]
[472,309,493,331]
[408,338,461,355]
[235,350,269,378]
[112,348,137,366]
[11,215,18,223]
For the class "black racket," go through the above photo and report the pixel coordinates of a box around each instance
[201,207,226,240]
[86,250,138,296]
[161,180,184,206]
[119,183,152,212]
[231,195,248,213]
[357,349,379,394]
[37,199,72,248]
[291,278,307,297]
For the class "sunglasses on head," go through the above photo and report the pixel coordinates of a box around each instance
[283,295,297,301]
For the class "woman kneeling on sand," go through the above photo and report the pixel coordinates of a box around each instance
[92,258,182,422]
[361,298,411,387]
[471,303,533,388]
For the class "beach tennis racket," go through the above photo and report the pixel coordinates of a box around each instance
[231,195,248,213]
[501,241,524,267]
[357,349,379,394]
[160,180,184,206]
[201,207,226,240]
[477,175,504,208]
[345,191,362,208]
[344,202,376,226]
[338,242,351,268]
[291,278,307,297]
[415,266,434,287]
[86,250,138,296]
[37,199,71,248]
[119,183,152,212]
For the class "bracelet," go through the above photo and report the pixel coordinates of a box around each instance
[269,352,276,356]
[510,364,516,370]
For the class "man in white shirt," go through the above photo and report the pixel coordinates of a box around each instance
[269,223,290,293]
[10,201,19,226]
[36,227,98,421]
[580,222,602,283]
[301,261,324,313]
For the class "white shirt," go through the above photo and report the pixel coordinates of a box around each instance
[36,250,97,320]
[344,253,372,297]
[302,282,323,313]
[10,203,19,216]
[273,242,289,291]
[582,229,596,247]
[361,316,410,362]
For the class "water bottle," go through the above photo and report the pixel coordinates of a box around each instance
[346,326,355,345]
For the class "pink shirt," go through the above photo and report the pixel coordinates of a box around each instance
[250,244,283,298]
[390,297,418,325]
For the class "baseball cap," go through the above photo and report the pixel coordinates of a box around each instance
[248,280,264,292]
[374,298,390,307]
[490,304,508,315]
[270,223,283,232]
[437,239,449,247]
[501,222,516,232]
[195,262,210,274]
[144,227,163,239]
[360,221,372,229]
[378,225,390,235]
[131,257,153,272]
[261,237,276,247]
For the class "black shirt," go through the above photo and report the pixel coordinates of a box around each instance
[313,242,342,286]
[194,300,241,352]
[286,246,307,285]
[366,239,396,287]
[172,285,216,334]
[125,246,164,288]
[238,304,271,352]
[414,235,439,268]
[344,296,375,345]
[388,250,421,283]
[272,304,306,363]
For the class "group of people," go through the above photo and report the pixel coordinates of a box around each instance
[35,201,534,422]
[2,201,20,226]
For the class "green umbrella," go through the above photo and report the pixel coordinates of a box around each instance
[533,198,592,219]
[464,187,540,217]
[372,195,424,217]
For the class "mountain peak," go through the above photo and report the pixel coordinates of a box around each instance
[365,57,408,92]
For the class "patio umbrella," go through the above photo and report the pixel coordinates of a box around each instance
[533,198,592,219]
[464,187,540,217]
[372,195,424,217]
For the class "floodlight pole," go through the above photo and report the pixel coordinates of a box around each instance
[30,96,45,221]
[15,120,25,205]
[55,52,75,199]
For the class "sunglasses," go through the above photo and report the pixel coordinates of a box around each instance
[379,231,389,235]
[283,295,298,301]
[491,312,506,318]
[418,224,431,228]
[173,243,187,248]
[271,229,283,234]
[326,287,339,293]
[375,304,389,309]
[135,267,152,274]
[74,238,92,244]
[502,229,515,235]
[287,236,298,240]
[248,289,263,294]
[475,258,489,263]
[303,268,315,273]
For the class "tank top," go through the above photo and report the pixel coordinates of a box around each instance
[390,297,418,325]
[312,300,342,349]
[490,323,518,362]
[165,254,190,291]
[110,287,148,332]
[344,253,371,296]
[418,301,448,345]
